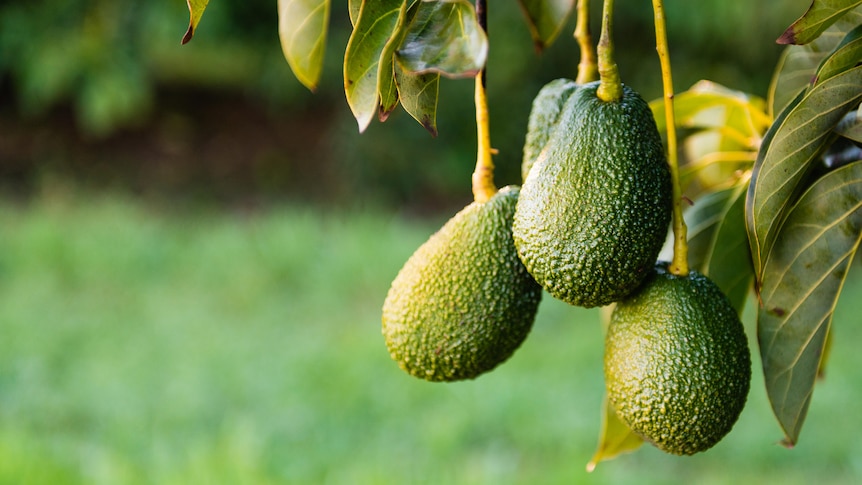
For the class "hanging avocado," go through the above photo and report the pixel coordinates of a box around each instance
[382,186,542,381]
[513,80,672,308]
[521,78,580,181]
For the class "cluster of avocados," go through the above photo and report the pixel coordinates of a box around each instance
[381,78,750,456]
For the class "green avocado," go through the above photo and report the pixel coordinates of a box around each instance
[382,186,542,382]
[521,78,580,182]
[513,80,672,308]
[604,263,751,455]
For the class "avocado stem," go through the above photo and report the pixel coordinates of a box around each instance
[472,71,496,203]
[596,0,622,102]
[472,0,495,203]
[574,0,598,84]
[652,0,688,275]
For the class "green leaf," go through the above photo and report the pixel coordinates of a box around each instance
[377,0,421,122]
[651,81,770,140]
[278,0,331,91]
[769,10,862,116]
[516,0,575,51]
[181,0,210,44]
[835,105,862,142]
[397,0,488,78]
[394,62,440,136]
[650,81,767,191]
[349,0,362,26]
[745,66,862,280]
[816,24,862,84]
[758,160,862,445]
[586,395,643,472]
[777,0,862,45]
[344,0,405,132]
[686,182,753,315]
[688,189,737,271]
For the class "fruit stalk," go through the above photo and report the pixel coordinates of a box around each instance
[574,0,598,84]
[596,0,622,102]
[652,0,688,275]
[472,0,496,203]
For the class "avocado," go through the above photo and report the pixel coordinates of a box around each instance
[604,263,751,455]
[382,186,542,382]
[521,78,580,181]
[513,80,672,308]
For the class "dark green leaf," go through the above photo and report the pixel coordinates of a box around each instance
[688,187,740,271]
[758,160,862,445]
[397,0,488,78]
[769,10,862,116]
[818,325,834,379]
[586,395,643,472]
[686,182,753,314]
[516,0,575,51]
[181,0,210,44]
[344,0,405,132]
[395,62,440,136]
[777,0,862,45]
[746,66,862,280]
[816,24,862,84]
[278,0,331,91]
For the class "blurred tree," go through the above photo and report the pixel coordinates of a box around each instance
[0,0,802,210]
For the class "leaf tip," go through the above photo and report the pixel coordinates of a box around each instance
[533,39,546,55]
[779,437,796,449]
[585,460,597,473]
[421,116,438,137]
[181,26,194,45]
[776,27,796,45]
[379,104,397,122]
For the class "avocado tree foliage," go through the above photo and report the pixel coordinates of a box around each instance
[183,0,862,467]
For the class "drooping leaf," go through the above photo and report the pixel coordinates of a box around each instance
[746,66,862,280]
[344,0,405,132]
[686,181,753,314]
[758,160,862,445]
[777,0,862,45]
[652,81,770,137]
[516,0,575,51]
[377,0,420,121]
[397,0,488,78]
[650,81,767,191]
[181,0,210,44]
[769,10,862,116]
[394,62,440,136]
[586,395,644,472]
[278,0,331,91]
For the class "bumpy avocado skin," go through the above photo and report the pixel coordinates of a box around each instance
[521,78,580,182]
[604,263,751,455]
[382,186,542,382]
[513,81,672,308]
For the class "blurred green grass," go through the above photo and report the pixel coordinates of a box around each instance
[1,193,861,484]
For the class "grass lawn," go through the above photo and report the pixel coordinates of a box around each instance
[0,192,861,484]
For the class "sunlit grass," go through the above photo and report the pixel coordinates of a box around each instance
[0,193,861,484]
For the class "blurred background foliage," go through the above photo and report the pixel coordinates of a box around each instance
[5,1,862,483]
[0,0,803,213]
